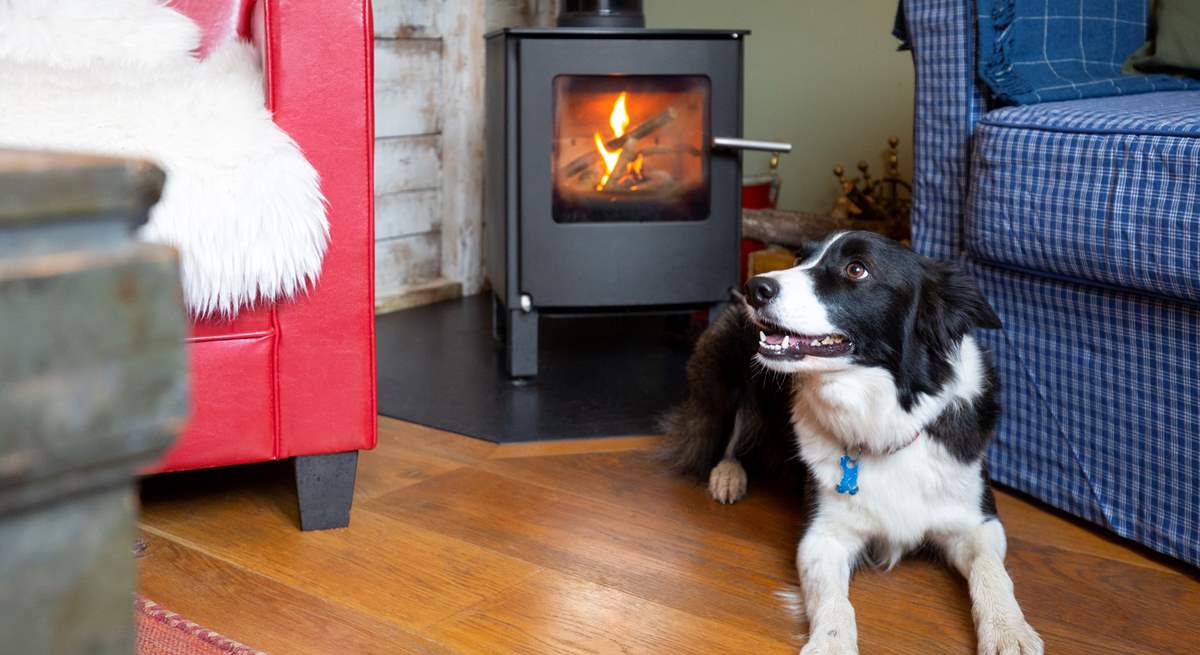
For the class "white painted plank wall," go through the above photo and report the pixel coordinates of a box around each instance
[372,1,445,311]
[371,0,555,312]
[438,0,554,296]
[374,135,440,194]
[374,0,439,39]
[375,189,440,241]
[374,39,442,138]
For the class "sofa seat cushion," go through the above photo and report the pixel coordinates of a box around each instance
[967,90,1200,304]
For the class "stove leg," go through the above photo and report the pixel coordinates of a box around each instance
[708,301,730,326]
[506,308,538,378]
[491,293,506,342]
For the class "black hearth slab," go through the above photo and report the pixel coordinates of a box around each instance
[375,294,695,443]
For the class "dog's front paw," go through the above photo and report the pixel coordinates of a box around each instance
[799,631,858,655]
[708,459,747,504]
[977,615,1043,655]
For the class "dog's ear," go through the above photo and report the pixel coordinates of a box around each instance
[893,259,1000,407]
[791,239,823,265]
[918,260,1002,352]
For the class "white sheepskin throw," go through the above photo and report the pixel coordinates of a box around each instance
[0,0,328,318]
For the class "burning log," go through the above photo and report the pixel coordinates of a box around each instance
[619,106,678,144]
[602,137,640,191]
[640,145,700,157]
[561,106,679,178]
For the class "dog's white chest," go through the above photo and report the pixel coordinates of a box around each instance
[788,353,990,549]
[797,434,985,549]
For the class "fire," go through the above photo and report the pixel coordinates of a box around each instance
[593,91,631,190]
[610,92,630,138]
[593,132,620,188]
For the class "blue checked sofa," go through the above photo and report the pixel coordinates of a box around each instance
[904,1,1200,566]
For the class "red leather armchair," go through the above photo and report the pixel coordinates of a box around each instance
[156,0,376,530]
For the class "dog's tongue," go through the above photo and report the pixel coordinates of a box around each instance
[763,333,786,345]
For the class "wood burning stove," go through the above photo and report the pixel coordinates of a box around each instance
[485,0,788,377]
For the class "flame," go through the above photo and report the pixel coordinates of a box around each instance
[593,132,620,188]
[593,91,632,190]
[610,92,630,138]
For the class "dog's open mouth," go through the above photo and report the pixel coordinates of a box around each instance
[756,325,853,359]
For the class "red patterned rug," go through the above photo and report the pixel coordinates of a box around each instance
[135,598,265,655]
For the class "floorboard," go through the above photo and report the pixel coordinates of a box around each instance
[425,570,794,655]
[138,417,1200,654]
[137,533,450,655]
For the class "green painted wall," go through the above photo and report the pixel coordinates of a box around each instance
[644,0,914,213]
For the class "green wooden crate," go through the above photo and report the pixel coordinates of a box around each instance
[0,150,187,654]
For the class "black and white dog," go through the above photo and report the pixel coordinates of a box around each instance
[662,231,1042,654]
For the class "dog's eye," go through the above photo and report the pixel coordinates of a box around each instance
[845,261,869,280]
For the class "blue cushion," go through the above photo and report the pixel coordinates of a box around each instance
[977,0,1200,105]
[967,90,1200,304]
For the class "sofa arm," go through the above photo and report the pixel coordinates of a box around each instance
[903,0,989,261]
[252,0,379,457]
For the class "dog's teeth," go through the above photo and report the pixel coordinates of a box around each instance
[782,335,790,348]
[810,339,820,347]
[759,331,767,342]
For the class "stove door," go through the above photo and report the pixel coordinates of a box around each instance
[517,37,742,309]
[552,75,710,224]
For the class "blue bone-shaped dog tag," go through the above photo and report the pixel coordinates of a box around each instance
[837,454,859,495]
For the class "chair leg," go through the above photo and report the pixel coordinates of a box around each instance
[294,451,358,531]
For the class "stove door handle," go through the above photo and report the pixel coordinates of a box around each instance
[711,137,793,153]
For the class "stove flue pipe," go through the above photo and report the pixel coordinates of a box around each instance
[557,0,646,28]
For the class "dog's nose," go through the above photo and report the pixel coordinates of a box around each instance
[745,276,781,308]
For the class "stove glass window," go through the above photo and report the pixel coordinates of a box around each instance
[552,75,710,223]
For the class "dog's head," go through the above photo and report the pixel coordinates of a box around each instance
[743,231,1001,407]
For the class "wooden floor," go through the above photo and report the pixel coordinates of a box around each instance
[138,418,1199,654]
